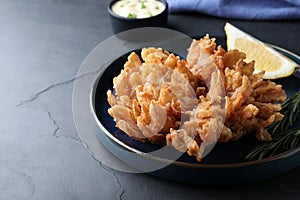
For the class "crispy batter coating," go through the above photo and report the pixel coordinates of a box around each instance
[108,48,198,144]
[107,35,286,161]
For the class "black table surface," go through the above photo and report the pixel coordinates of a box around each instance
[1,0,300,199]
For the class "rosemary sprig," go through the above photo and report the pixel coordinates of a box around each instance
[245,89,300,161]
[245,128,300,160]
[267,89,300,133]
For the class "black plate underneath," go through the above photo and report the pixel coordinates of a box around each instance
[91,43,300,184]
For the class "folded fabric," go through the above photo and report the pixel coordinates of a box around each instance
[166,0,300,20]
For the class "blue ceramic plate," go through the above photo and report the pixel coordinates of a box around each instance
[90,44,300,184]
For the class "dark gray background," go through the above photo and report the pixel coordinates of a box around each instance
[0,0,299,199]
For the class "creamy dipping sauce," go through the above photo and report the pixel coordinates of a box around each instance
[112,0,165,19]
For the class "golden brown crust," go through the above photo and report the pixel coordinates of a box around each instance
[107,35,286,161]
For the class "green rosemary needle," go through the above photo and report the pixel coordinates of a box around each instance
[245,89,300,161]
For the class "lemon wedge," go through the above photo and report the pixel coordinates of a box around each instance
[224,22,299,79]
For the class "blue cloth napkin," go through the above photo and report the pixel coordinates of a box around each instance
[166,0,300,20]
